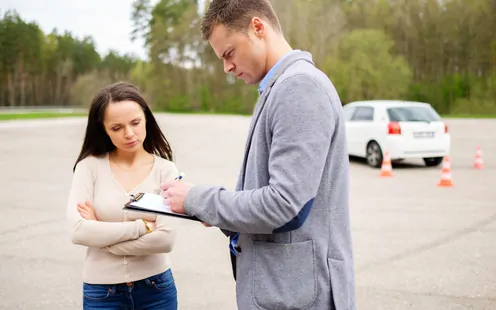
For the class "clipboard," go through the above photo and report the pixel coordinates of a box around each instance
[123,192,201,222]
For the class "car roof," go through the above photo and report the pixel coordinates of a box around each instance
[343,100,432,109]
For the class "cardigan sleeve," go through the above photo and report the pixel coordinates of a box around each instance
[66,158,147,248]
[103,161,179,255]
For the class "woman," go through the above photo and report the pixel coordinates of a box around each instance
[66,81,179,309]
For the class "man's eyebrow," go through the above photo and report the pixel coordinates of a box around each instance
[220,47,232,59]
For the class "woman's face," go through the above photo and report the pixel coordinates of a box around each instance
[102,100,147,153]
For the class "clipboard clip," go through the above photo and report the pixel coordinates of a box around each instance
[129,192,145,202]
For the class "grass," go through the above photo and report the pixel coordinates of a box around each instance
[160,110,496,119]
[153,109,252,117]
[0,109,248,121]
[0,112,87,121]
[442,114,496,119]
[2,110,495,121]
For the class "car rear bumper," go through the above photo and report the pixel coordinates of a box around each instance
[384,134,451,159]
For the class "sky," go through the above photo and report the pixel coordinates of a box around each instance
[1,0,206,60]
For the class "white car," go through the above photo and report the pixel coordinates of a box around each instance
[342,100,451,168]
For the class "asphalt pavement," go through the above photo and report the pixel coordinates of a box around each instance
[0,115,494,309]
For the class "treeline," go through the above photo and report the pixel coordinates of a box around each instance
[0,10,139,108]
[1,0,495,115]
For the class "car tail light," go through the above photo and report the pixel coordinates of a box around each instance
[388,122,401,135]
[444,123,448,133]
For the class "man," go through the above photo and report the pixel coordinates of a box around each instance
[161,0,356,309]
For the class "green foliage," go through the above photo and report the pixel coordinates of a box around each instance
[69,70,114,108]
[451,99,496,116]
[0,10,138,107]
[326,29,412,103]
[0,112,86,120]
[0,0,495,116]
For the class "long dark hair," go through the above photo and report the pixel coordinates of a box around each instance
[73,81,173,171]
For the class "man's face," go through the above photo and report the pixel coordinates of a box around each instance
[208,19,267,85]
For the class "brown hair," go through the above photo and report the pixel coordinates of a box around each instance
[201,0,282,40]
[73,81,174,171]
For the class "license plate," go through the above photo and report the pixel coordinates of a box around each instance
[413,131,434,138]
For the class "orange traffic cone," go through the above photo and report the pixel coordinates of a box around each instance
[474,146,484,169]
[438,156,454,187]
[380,152,393,177]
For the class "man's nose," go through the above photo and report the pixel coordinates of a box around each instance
[224,61,234,74]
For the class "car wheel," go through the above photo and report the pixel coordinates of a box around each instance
[366,141,383,168]
[423,157,443,167]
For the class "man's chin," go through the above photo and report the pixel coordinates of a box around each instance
[242,77,258,85]
[237,74,260,85]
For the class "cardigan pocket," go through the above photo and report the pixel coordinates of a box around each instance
[253,240,317,310]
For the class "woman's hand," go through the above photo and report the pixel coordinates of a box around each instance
[147,220,157,231]
[77,201,98,221]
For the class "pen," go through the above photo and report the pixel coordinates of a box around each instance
[175,173,185,181]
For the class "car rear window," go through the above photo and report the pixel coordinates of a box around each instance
[387,106,441,122]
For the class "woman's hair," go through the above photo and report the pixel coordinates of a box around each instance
[73,81,173,171]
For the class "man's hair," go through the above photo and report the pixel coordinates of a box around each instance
[201,0,282,40]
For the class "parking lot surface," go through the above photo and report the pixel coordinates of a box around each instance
[0,115,494,309]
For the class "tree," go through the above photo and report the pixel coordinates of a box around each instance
[0,0,494,115]
[0,10,140,107]
[327,29,413,103]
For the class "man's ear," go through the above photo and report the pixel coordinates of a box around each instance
[251,17,265,38]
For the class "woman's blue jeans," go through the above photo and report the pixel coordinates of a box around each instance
[82,269,177,309]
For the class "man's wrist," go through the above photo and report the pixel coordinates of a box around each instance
[184,186,197,215]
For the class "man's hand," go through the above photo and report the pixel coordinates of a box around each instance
[77,201,97,221]
[160,180,194,214]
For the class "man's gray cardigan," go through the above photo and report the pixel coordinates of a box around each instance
[185,50,356,310]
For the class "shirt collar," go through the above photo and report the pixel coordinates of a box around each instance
[258,49,300,95]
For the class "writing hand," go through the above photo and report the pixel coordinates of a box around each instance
[160,180,194,214]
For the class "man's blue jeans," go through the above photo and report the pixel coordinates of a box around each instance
[82,269,177,310]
